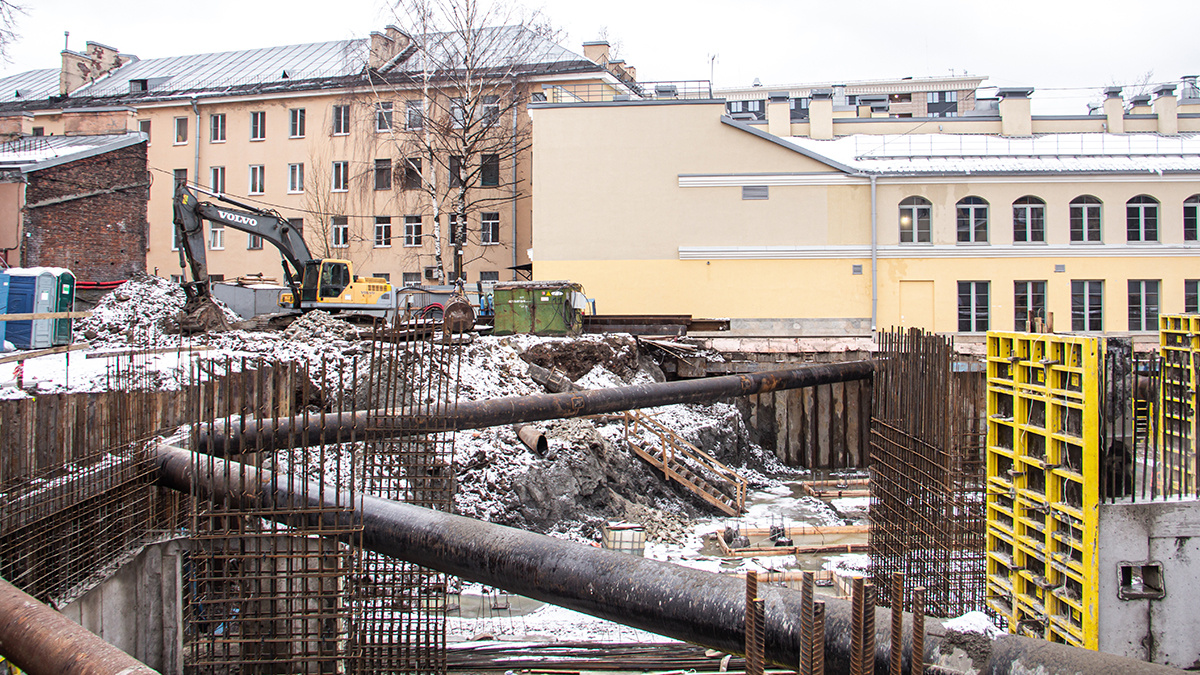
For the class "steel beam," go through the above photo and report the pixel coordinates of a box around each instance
[153,444,1184,674]
[0,576,159,675]
[197,360,875,454]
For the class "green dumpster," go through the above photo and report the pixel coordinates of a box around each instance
[52,269,76,345]
[493,281,584,336]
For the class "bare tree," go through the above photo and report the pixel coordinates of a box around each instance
[0,1,23,63]
[375,0,561,283]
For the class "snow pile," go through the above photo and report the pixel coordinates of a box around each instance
[824,552,871,577]
[75,274,237,346]
[942,611,1002,638]
[282,311,357,342]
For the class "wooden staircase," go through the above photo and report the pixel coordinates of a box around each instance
[623,410,747,516]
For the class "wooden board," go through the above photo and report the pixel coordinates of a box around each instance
[0,311,93,321]
[0,342,90,364]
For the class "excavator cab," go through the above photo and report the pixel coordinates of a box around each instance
[300,260,351,302]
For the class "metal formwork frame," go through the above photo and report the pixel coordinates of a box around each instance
[985,332,1101,649]
[1158,314,1199,497]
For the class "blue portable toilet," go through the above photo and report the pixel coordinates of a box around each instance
[6,268,56,349]
[0,271,9,347]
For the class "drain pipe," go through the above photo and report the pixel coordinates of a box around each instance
[869,173,877,335]
[152,444,1187,675]
[511,80,519,280]
[191,98,201,189]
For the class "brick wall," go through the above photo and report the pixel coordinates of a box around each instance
[22,140,148,282]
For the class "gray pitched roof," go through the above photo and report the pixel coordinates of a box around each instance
[0,133,145,172]
[0,69,60,104]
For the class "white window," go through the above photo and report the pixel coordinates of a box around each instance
[899,196,931,243]
[1013,196,1045,243]
[1072,280,1104,331]
[332,104,350,135]
[139,119,151,143]
[957,281,989,332]
[402,271,421,285]
[331,161,348,191]
[290,108,305,138]
[1185,195,1200,241]
[481,212,500,245]
[482,95,499,125]
[210,166,225,194]
[174,116,188,144]
[406,99,424,130]
[404,215,422,246]
[209,225,225,250]
[1127,195,1159,242]
[250,111,266,140]
[374,216,392,247]
[1014,281,1046,331]
[450,97,466,128]
[247,233,263,250]
[1128,280,1160,332]
[448,213,463,244]
[1070,195,1103,243]
[249,164,265,194]
[375,102,393,131]
[1186,280,1199,313]
[210,113,226,142]
[288,163,304,193]
[956,196,989,243]
[331,216,349,248]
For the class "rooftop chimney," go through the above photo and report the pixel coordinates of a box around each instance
[370,26,414,71]
[1128,94,1152,114]
[767,91,790,137]
[997,87,1033,137]
[583,41,610,65]
[1154,84,1178,135]
[59,40,128,96]
[809,88,834,140]
[1103,86,1124,133]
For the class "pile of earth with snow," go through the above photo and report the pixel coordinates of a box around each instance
[75,274,240,346]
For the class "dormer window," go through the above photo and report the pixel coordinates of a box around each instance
[130,79,148,93]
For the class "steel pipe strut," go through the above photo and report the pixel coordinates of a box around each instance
[153,444,1184,675]
[197,360,875,454]
[0,576,160,675]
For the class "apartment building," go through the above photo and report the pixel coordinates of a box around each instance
[529,81,1200,341]
[0,32,630,286]
[717,74,986,122]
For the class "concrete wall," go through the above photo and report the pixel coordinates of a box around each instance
[1097,500,1200,668]
[60,539,184,675]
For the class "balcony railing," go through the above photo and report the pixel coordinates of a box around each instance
[536,80,714,105]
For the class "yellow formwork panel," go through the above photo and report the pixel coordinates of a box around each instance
[986,332,1101,650]
[1158,314,1199,494]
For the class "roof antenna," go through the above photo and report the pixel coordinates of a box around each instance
[64,31,69,52]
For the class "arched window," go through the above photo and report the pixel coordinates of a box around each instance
[1127,195,1159,242]
[1070,195,1102,243]
[1184,194,1200,242]
[899,196,931,243]
[957,196,988,243]
[1013,196,1046,243]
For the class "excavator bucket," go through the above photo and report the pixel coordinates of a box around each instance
[177,283,230,334]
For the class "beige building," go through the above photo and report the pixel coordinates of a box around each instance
[530,81,1200,340]
[0,33,631,287]
[717,74,986,121]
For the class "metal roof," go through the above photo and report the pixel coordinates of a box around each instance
[383,25,593,74]
[0,69,61,105]
[0,133,145,172]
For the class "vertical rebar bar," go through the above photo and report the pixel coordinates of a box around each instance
[749,596,766,675]
[746,570,760,675]
[863,581,876,675]
[812,600,826,675]
[912,586,926,675]
[800,570,814,675]
[889,572,904,675]
[851,576,865,675]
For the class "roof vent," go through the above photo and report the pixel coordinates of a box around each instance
[13,89,29,98]
[281,69,291,79]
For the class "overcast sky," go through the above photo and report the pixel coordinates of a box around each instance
[5,0,1198,114]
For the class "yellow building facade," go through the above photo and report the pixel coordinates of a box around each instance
[530,84,1200,339]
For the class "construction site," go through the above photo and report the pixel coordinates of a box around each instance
[0,270,1197,675]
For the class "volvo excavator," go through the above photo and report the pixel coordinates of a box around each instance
[172,183,397,332]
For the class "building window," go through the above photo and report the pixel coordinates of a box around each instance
[174,117,188,144]
[174,168,188,189]
[402,271,421,285]
[210,166,225,193]
[403,157,422,190]
[899,196,931,243]
[373,272,390,282]
[1126,195,1159,242]
[374,158,392,190]
[957,281,989,332]
[449,156,463,188]
[530,92,547,103]
[481,154,500,187]
[789,97,810,121]
[1072,280,1104,331]
[481,212,500,245]
[1013,196,1045,243]
[482,95,500,125]
[248,233,263,250]
[249,164,265,194]
[332,216,349,248]
[288,163,304,193]
[448,213,463,244]
[331,161,349,191]
[1070,195,1103,243]
[138,119,151,142]
[290,108,306,138]
[957,196,989,243]
[210,113,226,142]
[1014,281,1047,331]
[450,97,466,128]
[1128,280,1160,332]
[332,104,350,135]
[1186,280,1199,313]
[480,270,499,282]
[406,100,424,130]
[250,111,266,141]
[1185,195,1200,241]
[209,225,225,250]
[375,102,393,131]
[374,216,392,247]
[404,216,422,247]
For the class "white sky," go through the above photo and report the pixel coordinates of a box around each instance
[4,0,1198,114]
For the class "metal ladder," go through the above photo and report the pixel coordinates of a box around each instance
[623,410,747,516]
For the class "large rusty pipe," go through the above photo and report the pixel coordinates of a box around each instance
[153,444,1183,675]
[0,576,160,675]
[197,360,874,454]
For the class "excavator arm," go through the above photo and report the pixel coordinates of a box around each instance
[172,183,315,331]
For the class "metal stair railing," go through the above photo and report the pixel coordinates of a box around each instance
[623,410,747,516]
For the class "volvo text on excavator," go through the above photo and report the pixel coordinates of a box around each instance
[173,183,397,332]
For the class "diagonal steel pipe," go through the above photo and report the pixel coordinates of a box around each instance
[153,444,1184,675]
[197,360,875,454]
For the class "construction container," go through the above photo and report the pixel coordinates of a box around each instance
[0,271,8,347]
[492,281,585,336]
[211,281,289,320]
[601,522,646,557]
[6,268,58,349]
[51,269,75,346]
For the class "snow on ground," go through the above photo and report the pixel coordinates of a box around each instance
[942,610,1002,638]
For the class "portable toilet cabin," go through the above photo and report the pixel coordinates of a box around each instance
[6,268,56,349]
[0,271,9,347]
[52,269,76,345]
